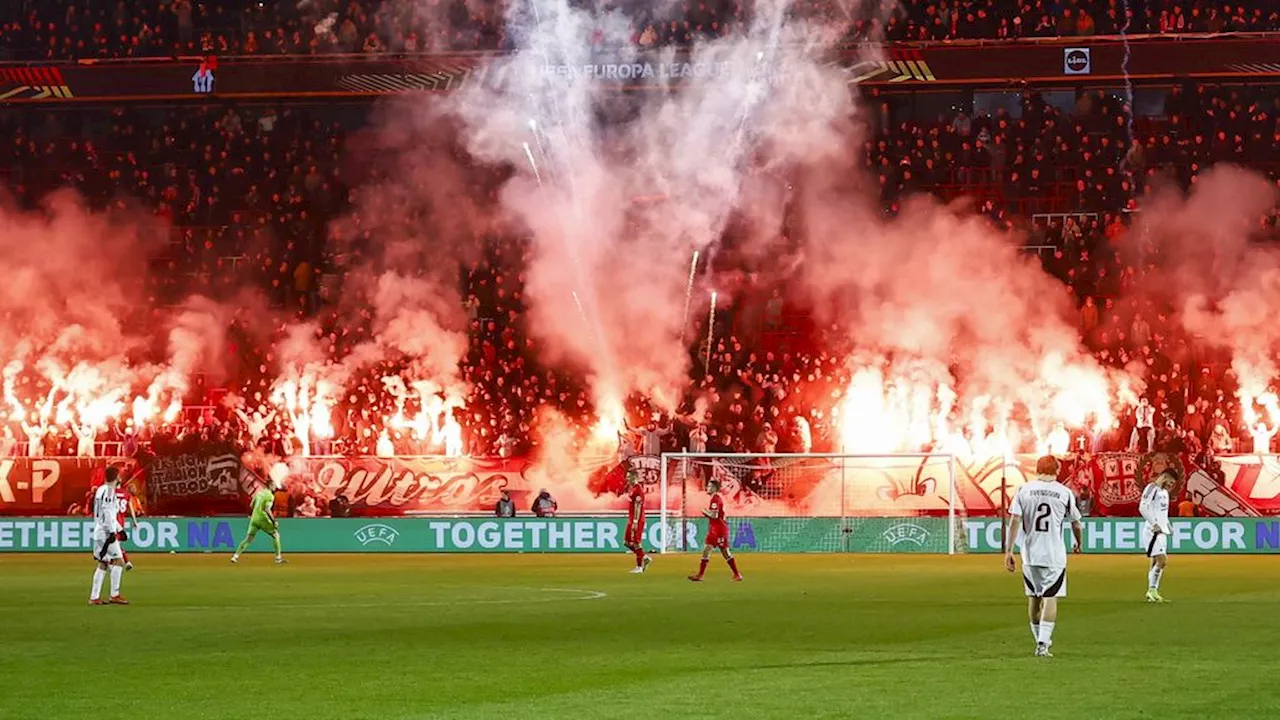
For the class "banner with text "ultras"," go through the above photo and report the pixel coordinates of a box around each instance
[4,517,1280,553]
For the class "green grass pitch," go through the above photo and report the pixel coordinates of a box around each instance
[2,554,1278,720]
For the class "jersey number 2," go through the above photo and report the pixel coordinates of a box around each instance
[1033,503,1052,532]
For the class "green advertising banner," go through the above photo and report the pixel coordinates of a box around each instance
[962,517,1280,554]
[0,517,633,554]
[0,516,951,554]
[708,517,953,553]
[3,516,1277,554]
[663,517,954,553]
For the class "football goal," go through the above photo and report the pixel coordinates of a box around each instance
[658,452,967,554]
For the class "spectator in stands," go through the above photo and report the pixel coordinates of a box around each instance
[1177,493,1199,517]
[495,489,516,518]
[1080,296,1099,341]
[1209,415,1235,454]
[531,489,558,517]
[631,418,672,456]
[689,423,708,454]
[0,426,15,458]
[1183,404,1206,446]
[756,423,779,454]
[1076,482,1094,517]
[295,495,320,517]
[1130,397,1156,453]
[329,493,351,517]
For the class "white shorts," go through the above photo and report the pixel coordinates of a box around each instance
[1023,565,1067,598]
[92,535,123,563]
[1146,532,1168,558]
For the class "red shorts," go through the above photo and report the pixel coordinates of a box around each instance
[625,521,645,546]
[705,527,728,550]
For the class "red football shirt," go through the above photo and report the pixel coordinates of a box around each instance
[115,487,132,530]
[628,484,645,525]
[708,493,728,533]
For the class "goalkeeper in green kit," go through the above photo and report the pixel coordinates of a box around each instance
[231,482,285,564]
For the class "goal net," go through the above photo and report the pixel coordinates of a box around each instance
[658,453,967,554]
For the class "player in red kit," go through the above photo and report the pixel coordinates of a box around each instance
[688,479,742,582]
[115,478,139,571]
[624,469,652,574]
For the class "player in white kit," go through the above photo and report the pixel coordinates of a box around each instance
[89,467,129,605]
[1005,456,1083,658]
[1139,469,1177,603]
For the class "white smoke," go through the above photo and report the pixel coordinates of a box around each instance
[0,191,238,428]
[447,0,867,419]
[1127,166,1280,397]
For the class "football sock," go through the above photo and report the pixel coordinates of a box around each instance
[235,535,252,556]
[696,558,708,577]
[727,556,740,576]
[633,547,645,566]
[109,565,122,596]
[272,534,282,559]
[1149,566,1164,590]
[1037,621,1055,646]
[90,568,106,601]
[1030,623,1040,642]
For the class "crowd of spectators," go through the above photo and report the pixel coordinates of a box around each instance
[865,81,1280,458]
[876,0,1280,42]
[866,84,1280,216]
[2,78,1280,463]
[1,103,346,308]
[1,0,1278,61]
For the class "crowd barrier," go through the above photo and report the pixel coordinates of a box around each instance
[3,516,1279,554]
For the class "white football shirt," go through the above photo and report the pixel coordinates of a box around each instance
[1010,476,1081,569]
[1139,483,1171,535]
[92,485,120,539]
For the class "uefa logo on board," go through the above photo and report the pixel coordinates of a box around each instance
[354,524,400,547]
[882,523,931,548]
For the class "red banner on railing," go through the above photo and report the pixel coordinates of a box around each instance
[144,446,252,516]
[0,457,119,515]
[291,456,529,516]
[1215,456,1280,513]
[0,450,1275,517]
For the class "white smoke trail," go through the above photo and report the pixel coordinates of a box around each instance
[448,0,864,418]
[680,250,699,344]
[1118,0,1136,145]
[1117,0,1139,220]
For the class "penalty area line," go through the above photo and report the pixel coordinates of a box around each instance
[165,587,608,611]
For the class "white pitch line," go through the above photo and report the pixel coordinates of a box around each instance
[166,587,607,611]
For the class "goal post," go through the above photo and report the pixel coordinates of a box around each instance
[657,452,965,554]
